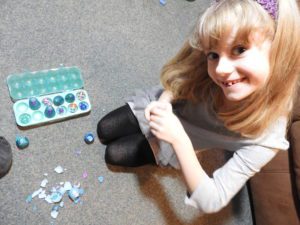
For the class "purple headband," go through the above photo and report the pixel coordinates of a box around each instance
[256,0,278,19]
[213,0,278,20]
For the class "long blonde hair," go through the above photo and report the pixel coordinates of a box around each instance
[160,0,300,138]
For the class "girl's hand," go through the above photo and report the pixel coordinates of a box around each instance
[146,101,204,194]
[145,101,186,145]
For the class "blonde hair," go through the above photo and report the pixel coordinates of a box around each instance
[160,0,300,138]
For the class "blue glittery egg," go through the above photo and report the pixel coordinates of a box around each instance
[28,97,41,110]
[84,132,94,144]
[79,101,89,111]
[53,95,64,106]
[16,136,29,149]
[44,105,56,118]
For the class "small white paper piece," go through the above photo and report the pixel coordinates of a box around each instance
[40,179,48,188]
[38,190,47,199]
[45,195,53,204]
[51,210,59,219]
[54,166,64,174]
[64,182,72,191]
[58,186,66,195]
[32,188,43,198]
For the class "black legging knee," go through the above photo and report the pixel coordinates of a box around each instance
[97,104,141,144]
[105,133,155,167]
[97,104,155,166]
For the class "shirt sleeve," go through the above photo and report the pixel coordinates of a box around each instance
[184,145,279,213]
[184,115,289,213]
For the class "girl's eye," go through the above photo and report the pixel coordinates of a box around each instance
[206,52,219,61]
[232,46,247,56]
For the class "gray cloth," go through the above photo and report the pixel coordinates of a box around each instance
[127,86,289,213]
[0,137,12,178]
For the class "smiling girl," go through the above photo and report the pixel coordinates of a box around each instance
[97,0,300,213]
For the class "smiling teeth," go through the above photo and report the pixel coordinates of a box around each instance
[222,79,243,87]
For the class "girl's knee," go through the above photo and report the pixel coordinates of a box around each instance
[104,143,128,166]
[97,117,110,145]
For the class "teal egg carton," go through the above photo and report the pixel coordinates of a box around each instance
[7,66,91,127]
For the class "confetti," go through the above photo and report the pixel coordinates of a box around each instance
[82,171,88,179]
[98,176,104,183]
[74,149,81,156]
[26,166,85,220]
[26,195,33,203]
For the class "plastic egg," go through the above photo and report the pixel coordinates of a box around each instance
[68,103,78,113]
[84,132,94,144]
[16,136,29,149]
[76,91,86,101]
[65,93,75,103]
[79,101,89,111]
[28,97,41,110]
[53,95,64,106]
[42,97,53,106]
[56,106,67,115]
[44,105,56,118]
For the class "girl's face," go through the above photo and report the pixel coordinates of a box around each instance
[206,31,272,105]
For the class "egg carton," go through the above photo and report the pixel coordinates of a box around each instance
[7,66,91,127]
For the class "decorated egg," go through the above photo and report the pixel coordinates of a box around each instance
[79,101,89,111]
[68,103,78,113]
[76,91,86,101]
[56,106,67,115]
[65,93,75,103]
[84,132,94,144]
[53,95,64,106]
[16,136,29,149]
[44,105,56,118]
[42,97,53,106]
[28,97,41,110]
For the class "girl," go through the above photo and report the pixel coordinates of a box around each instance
[97,0,300,213]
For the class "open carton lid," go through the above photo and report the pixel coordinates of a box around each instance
[7,66,84,102]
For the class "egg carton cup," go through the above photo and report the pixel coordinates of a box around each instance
[7,66,91,127]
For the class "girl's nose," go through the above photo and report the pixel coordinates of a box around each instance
[215,56,234,76]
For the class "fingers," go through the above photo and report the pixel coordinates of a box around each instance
[145,101,172,120]
[149,114,162,125]
[148,110,169,136]
[145,101,157,121]
[150,128,159,137]
[149,120,161,132]
[149,117,164,138]
[150,107,167,117]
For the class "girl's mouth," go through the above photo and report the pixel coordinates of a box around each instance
[221,78,245,87]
